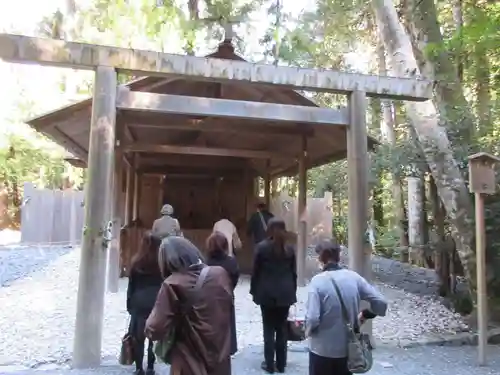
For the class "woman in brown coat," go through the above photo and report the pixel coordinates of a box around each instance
[145,236,233,375]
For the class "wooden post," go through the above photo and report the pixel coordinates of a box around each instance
[297,136,307,287]
[475,192,487,365]
[271,178,278,197]
[264,160,271,209]
[132,155,140,221]
[124,162,133,225]
[73,66,117,369]
[107,115,124,293]
[158,175,164,210]
[467,152,500,366]
[347,90,371,336]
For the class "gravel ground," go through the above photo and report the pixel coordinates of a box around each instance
[0,246,470,367]
[0,245,73,286]
[2,346,500,375]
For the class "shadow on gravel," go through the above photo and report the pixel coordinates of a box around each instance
[0,245,74,287]
[304,250,466,298]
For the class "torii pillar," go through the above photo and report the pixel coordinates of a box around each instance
[347,90,372,337]
[73,66,117,368]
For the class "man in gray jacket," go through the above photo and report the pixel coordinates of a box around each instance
[305,239,387,375]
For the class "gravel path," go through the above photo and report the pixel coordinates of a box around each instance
[0,246,470,367]
[3,345,500,375]
[0,245,73,286]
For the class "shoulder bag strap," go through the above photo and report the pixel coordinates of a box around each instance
[194,266,210,290]
[330,276,359,333]
[182,266,210,313]
[258,212,268,232]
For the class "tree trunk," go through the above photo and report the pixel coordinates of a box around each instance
[402,0,474,157]
[474,51,491,135]
[452,0,464,82]
[369,98,384,231]
[430,175,450,295]
[407,176,425,266]
[376,33,407,259]
[371,0,480,292]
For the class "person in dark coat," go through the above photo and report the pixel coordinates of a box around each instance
[250,218,297,374]
[126,232,163,375]
[247,202,274,245]
[206,231,240,355]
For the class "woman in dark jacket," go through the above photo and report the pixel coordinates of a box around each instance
[250,218,297,374]
[205,231,240,355]
[126,232,163,375]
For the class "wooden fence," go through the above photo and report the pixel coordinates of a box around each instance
[270,191,333,246]
[21,182,85,244]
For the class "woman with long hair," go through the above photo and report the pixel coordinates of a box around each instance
[126,232,163,375]
[206,231,240,355]
[250,218,297,373]
[145,236,233,375]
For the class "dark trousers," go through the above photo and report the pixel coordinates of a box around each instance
[134,337,155,371]
[309,352,351,375]
[130,314,155,370]
[260,305,290,370]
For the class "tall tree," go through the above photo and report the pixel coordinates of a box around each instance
[371,0,479,293]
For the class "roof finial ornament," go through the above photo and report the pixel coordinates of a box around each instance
[222,20,236,43]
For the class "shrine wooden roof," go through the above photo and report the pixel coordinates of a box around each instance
[26,41,377,177]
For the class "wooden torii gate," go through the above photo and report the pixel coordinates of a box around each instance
[0,34,432,368]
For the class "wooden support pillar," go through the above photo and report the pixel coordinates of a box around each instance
[158,175,164,210]
[132,154,140,221]
[297,136,307,287]
[347,90,371,336]
[271,178,278,197]
[73,66,117,369]
[107,113,124,293]
[264,159,271,209]
[124,161,134,225]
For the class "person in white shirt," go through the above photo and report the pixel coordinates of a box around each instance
[213,213,242,257]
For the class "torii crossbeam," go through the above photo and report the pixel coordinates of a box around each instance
[0,34,432,101]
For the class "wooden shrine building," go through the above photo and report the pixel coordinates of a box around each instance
[0,32,432,368]
[26,37,377,276]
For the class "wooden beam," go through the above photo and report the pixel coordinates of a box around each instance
[139,165,244,175]
[117,91,349,126]
[0,34,432,100]
[125,114,314,137]
[52,126,88,160]
[125,143,290,160]
[139,154,246,169]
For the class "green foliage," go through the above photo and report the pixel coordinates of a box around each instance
[0,134,84,229]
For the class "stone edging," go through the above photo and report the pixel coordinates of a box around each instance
[288,327,500,353]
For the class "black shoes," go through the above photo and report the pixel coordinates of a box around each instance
[261,361,275,373]
[134,368,154,375]
[261,361,285,373]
